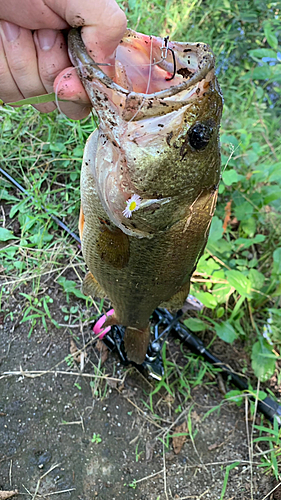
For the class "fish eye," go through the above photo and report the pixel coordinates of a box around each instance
[188,121,213,151]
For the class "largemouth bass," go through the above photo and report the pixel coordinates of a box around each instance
[68,28,223,364]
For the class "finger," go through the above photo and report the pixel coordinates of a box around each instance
[34,30,70,93]
[0,23,23,103]
[47,0,127,78]
[53,67,91,119]
[81,2,127,78]
[0,0,68,30]
[0,21,55,112]
[34,29,91,119]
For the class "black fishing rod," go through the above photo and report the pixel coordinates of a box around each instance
[159,309,281,425]
[1,166,281,426]
[101,309,281,426]
[0,166,81,244]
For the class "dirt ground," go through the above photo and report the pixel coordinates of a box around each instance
[0,285,279,500]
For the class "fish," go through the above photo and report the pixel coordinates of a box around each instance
[68,28,223,365]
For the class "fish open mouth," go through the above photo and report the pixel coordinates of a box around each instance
[109,31,215,95]
[68,28,217,120]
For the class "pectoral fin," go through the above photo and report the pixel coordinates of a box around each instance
[82,271,106,298]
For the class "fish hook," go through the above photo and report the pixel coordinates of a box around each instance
[161,36,176,81]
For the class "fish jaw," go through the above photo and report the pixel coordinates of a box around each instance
[68,28,218,122]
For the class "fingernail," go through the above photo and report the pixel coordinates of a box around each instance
[37,29,57,51]
[1,21,20,42]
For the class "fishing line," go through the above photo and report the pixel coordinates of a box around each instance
[53,58,158,119]
[145,36,154,94]
[128,35,154,123]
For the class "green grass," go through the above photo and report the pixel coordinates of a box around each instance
[0,0,281,477]
[1,0,280,376]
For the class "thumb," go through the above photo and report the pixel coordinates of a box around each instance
[48,0,127,78]
[82,1,127,61]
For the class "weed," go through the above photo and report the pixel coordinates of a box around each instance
[64,354,74,368]
[254,417,281,480]
[124,479,137,489]
[91,433,102,444]
[135,442,143,462]
[1,0,280,378]
[219,462,241,500]
[147,343,222,416]
[19,293,59,338]
[89,358,110,400]
[57,277,88,303]
[0,0,280,488]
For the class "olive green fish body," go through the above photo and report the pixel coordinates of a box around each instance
[69,28,223,363]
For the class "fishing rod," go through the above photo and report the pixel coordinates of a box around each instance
[1,166,281,425]
[95,308,281,426]
[0,166,81,244]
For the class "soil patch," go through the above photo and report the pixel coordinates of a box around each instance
[0,285,277,499]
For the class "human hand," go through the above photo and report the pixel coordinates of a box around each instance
[0,0,126,119]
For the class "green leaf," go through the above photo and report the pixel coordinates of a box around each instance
[248,269,265,291]
[253,423,279,436]
[235,234,265,250]
[183,318,206,332]
[208,239,232,256]
[226,270,252,297]
[238,12,257,22]
[13,261,25,271]
[267,162,281,182]
[212,283,233,304]
[225,390,243,406]
[240,65,271,81]
[264,23,278,50]
[255,86,263,99]
[72,146,84,157]
[220,134,240,150]
[216,306,224,318]
[263,190,281,205]
[208,216,223,243]
[197,255,221,275]
[57,277,87,300]
[222,169,238,186]
[5,92,67,107]
[273,248,281,276]
[0,189,18,202]
[9,199,28,219]
[215,321,238,343]
[252,65,273,80]
[2,246,18,258]
[195,291,217,309]
[249,48,277,59]
[70,172,78,181]
[0,228,18,241]
[50,142,65,152]
[234,201,253,221]
[240,217,256,237]
[251,340,276,381]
